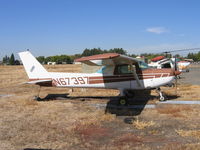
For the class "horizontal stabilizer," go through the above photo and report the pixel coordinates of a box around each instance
[27,79,52,86]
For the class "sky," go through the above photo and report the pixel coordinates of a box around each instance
[0,0,200,59]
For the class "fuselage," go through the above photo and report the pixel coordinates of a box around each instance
[30,68,175,91]
[18,51,177,97]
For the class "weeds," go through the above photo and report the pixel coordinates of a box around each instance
[132,117,155,130]
[157,105,192,117]
[176,129,200,139]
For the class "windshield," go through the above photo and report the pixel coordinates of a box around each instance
[138,61,149,69]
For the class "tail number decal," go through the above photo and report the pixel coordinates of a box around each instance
[53,77,88,86]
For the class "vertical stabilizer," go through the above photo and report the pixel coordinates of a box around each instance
[18,51,49,79]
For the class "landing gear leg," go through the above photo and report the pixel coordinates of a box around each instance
[156,87,166,102]
[118,89,133,106]
[34,86,42,101]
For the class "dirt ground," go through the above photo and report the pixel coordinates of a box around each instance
[0,64,200,150]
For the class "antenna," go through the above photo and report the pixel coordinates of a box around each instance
[163,48,200,54]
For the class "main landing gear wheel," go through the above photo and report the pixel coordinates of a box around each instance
[118,97,128,106]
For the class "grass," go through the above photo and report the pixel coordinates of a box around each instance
[163,143,200,150]
[0,65,200,150]
[132,117,155,130]
[156,105,192,118]
[176,129,200,139]
[113,133,143,146]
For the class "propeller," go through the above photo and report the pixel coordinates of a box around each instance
[161,48,200,95]
[174,56,178,95]
[163,52,179,95]
[173,56,182,95]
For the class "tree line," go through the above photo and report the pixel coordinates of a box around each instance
[36,48,127,64]
[187,52,200,61]
[2,53,20,65]
[1,48,200,65]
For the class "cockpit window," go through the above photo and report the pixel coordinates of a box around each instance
[138,61,149,69]
[114,64,133,75]
[161,63,171,68]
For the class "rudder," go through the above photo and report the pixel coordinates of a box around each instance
[18,51,49,79]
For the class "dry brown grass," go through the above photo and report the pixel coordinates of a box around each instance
[163,143,200,150]
[1,65,200,150]
[132,117,155,130]
[156,105,193,118]
[74,124,110,140]
[113,133,143,146]
[162,84,200,100]
[176,129,200,139]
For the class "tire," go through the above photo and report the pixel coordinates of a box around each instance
[159,96,165,101]
[159,93,166,102]
[118,97,128,106]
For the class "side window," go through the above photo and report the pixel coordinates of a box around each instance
[114,64,133,75]
[162,63,171,68]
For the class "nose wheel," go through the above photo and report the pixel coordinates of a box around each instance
[156,88,166,101]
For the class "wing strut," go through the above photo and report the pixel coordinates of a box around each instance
[133,70,141,87]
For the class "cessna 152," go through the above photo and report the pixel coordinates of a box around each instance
[148,56,190,72]
[148,48,200,73]
[19,51,180,104]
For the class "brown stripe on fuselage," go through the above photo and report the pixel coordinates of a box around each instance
[89,77,135,84]
[89,74,134,80]
[89,68,174,84]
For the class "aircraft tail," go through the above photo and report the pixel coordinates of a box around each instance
[18,51,50,79]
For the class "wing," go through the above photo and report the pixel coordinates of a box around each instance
[75,53,140,66]
[75,53,142,87]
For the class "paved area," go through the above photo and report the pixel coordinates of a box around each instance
[180,66,200,85]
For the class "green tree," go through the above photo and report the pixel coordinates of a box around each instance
[45,55,73,64]
[187,52,200,61]
[14,60,20,65]
[2,55,9,64]
[36,56,46,64]
[109,48,127,55]
[129,54,137,58]
[81,48,127,56]
[140,53,162,60]
[174,54,181,58]
[9,53,15,65]
[82,48,91,56]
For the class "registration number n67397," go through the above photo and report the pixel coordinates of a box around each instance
[52,77,89,86]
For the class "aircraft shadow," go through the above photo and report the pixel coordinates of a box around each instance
[165,95,180,100]
[105,90,152,117]
[36,93,117,101]
[35,91,180,119]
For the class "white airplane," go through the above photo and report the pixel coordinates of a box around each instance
[148,56,190,73]
[176,60,191,72]
[18,51,180,104]
[148,56,175,69]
